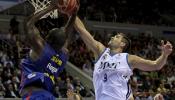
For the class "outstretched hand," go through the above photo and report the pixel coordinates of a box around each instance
[65,0,80,16]
[161,40,173,56]
[55,0,80,16]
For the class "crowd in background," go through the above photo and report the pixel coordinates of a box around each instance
[79,0,175,26]
[0,0,174,98]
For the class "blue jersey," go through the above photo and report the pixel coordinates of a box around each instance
[19,43,68,93]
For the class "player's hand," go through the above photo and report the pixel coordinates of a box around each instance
[154,93,164,100]
[161,40,173,56]
[66,0,79,17]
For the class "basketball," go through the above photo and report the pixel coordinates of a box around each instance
[57,0,78,15]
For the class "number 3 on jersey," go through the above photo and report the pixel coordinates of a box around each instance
[103,73,107,82]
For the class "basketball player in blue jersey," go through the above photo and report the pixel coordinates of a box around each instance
[74,17,173,100]
[19,1,78,100]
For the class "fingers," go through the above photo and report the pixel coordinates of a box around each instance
[167,41,173,48]
[167,41,171,45]
[161,40,164,46]
[165,41,173,49]
[161,40,173,49]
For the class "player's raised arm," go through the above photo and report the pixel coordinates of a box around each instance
[25,3,57,54]
[74,17,105,58]
[129,40,173,71]
[61,7,78,53]
[57,0,80,53]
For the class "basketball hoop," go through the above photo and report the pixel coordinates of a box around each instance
[27,0,58,19]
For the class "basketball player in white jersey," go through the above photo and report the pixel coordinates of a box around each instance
[73,17,173,100]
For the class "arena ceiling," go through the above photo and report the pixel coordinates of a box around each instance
[0,1,34,16]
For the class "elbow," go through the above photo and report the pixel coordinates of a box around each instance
[153,62,163,71]
[150,61,160,71]
[155,66,162,70]
[155,64,165,71]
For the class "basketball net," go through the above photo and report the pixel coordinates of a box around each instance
[27,0,58,18]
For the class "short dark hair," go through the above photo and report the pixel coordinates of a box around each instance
[46,28,66,50]
[118,33,131,52]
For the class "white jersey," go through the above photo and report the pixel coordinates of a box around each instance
[93,48,133,100]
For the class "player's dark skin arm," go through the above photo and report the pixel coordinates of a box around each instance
[26,4,57,57]
[26,0,78,57]
[62,4,79,51]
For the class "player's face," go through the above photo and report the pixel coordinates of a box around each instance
[108,34,123,48]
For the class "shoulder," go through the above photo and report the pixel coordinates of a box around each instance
[97,41,106,53]
[120,53,129,56]
[117,53,129,59]
[30,43,53,61]
[94,47,108,61]
[127,54,138,69]
[93,41,106,58]
[128,54,139,62]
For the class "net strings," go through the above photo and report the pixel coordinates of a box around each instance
[28,0,58,18]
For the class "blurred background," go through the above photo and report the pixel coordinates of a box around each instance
[0,0,174,99]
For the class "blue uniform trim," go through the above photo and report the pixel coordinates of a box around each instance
[94,48,107,64]
[126,54,132,70]
[126,81,131,100]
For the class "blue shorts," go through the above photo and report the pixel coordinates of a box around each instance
[22,90,55,100]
